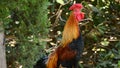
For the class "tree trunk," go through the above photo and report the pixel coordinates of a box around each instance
[0,22,7,68]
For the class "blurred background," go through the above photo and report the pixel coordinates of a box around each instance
[0,0,120,68]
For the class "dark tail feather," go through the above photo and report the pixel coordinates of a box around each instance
[34,56,48,68]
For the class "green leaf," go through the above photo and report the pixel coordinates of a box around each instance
[100,40,109,46]
[115,41,120,48]
[56,0,64,5]
[118,61,120,68]
[88,4,99,12]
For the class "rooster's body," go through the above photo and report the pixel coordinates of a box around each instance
[57,33,84,68]
[34,3,84,68]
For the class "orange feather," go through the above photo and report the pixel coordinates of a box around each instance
[46,52,58,68]
[61,12,80,47]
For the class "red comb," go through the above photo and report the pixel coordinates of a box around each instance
[69,3,83,10]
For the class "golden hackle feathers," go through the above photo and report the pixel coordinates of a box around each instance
[61,12,80,47]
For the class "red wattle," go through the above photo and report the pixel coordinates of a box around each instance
[75,12,84,21]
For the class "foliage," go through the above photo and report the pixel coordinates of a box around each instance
[0,0,50,68]
[83,0,120,67]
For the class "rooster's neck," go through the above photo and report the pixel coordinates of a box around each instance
[61,12,80,47]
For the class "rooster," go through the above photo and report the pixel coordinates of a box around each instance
[34,3,84,68]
